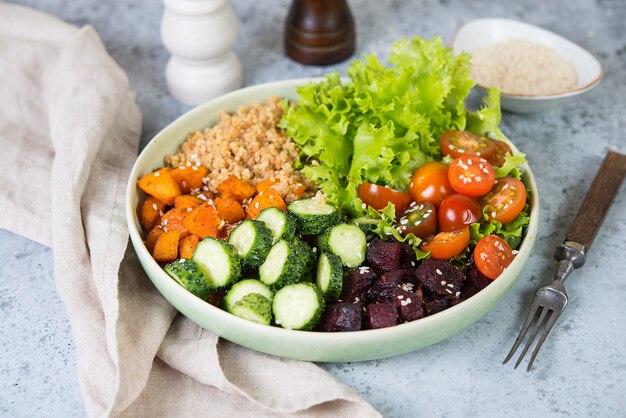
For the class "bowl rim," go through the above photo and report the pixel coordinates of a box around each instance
[125,77,539,359]
[452,17,604,99]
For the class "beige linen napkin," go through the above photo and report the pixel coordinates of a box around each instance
[0,3,380,417]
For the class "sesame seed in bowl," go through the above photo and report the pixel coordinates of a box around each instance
[452,18,604,113]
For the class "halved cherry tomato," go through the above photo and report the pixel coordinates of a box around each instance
[438,193,482,232]
[358,183,412,213]
[409,162,454,207]
[448,155,495,197]
[420,227,470,259]
[396,201,437,239]
[481,177,526,224]
[474,235,515,279]
[487,140,512,167]
[441,130,495,160]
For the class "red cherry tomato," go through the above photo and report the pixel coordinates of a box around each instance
[420,227,470,260]
[487,140,512,167]
[358,183,412,214]
[438,194,482,232]
[440,130,496,160]
[481,177,527,224]
[474,235,515,279]
[448,156,496,197]
[396,201,437,239]
[409,162,455,208]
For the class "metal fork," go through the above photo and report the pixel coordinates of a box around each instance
[503,151,626,371]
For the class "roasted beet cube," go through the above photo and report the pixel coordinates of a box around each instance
[415,259,465,298]
[366,303,399,329]
[319,303,363,332]
[340,267,377,303]
[399,240,419,268]
[465,265,493,292]
[366,239,401,273]
[395,288,424,322]
[424,298,448,316]
[367,273,399,304]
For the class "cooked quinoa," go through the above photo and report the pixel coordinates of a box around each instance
[164,97,315,203]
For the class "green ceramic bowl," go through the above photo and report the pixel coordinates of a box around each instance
[126,78,539,362]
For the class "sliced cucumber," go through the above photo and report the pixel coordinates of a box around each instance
[228,219,273,270]
[287,198,339,235]
[292,238,317,275]
[231,293,272,326]
[318,223,367,268]
[259,239,307,290]
[224,279,273,313]
[256,207,296,243]
[164,259,211,300]
[272,282,325,330]
[192,237,241,289]
[316,252,343,302]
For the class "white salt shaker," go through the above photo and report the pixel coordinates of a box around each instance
[161,0,242,105]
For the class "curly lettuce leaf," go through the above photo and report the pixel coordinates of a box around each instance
[282,36,484,216]
[494,153,527,179]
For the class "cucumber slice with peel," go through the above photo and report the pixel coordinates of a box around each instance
[316,252,343,302]
[231,293,273,325]
[287,198,339,235]
[257,207,296,243]
[259,239,307,290]
[272,282,325,330]
[164,259,211,300]
[192,237,241,289]
[224,279,273,313]
[228,219,273,270]
[318,223,367,268]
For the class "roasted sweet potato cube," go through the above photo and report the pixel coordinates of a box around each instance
[215,195,246,224]
[366,239,401,273]
[160,207,189,238]
[255,178,278,193]
[174,194,203,211]
[152,230,181,262]
[138,168,181,205]
[170,163,209,194]
[366,303,398,329]
[179,234,200,259]
[183,203,223,239]
[139,196,167,232]
[145,226,165,253]
[290,181,307,199]
[340,267,377,303]
[246,189,286,219]
[217,175,256,202]
[319,303,363,332]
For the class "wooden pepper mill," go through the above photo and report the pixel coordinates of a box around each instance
[285,0,356,66]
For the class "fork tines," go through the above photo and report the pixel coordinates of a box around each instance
[503,301,563,371]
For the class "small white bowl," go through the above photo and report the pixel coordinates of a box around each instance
[452,18,604,113]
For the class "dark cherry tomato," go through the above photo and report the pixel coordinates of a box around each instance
[420,227,470,259]
[481,177,527,224]
[409,162,455,208]
[474,235,515,279]
[487,140,512,167]
[440,130,496,160]
[396,201,437,239]
[438,194,482,232]
[448,155,496,197]
[358,183,412,213]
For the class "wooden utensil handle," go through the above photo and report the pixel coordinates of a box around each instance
[566,151,626,252]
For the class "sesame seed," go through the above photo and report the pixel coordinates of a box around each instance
[254,202,260,209]
[475,176,482,181]
[192,166,198,171]
[187,207,193,213]
[491,211,497,217]
[447,283,454,288]
[154,172,160,177]
[467,159,473,165]
[455,291,461,297]
[411,261,415,267]
[163,219,168,225]
[159,210,164,217]
[362,203,367,209]
[436,269,443,275]
[445,288,453,294]
[152,203,157,211]
[512,250,519,255]
[440,280,446,286]
[400,218,409,225]
[397,295,404,300]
